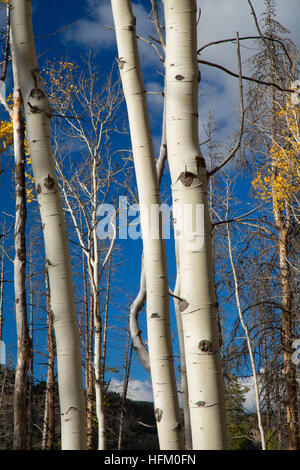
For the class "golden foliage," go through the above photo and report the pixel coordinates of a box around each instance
[43,60,79,104]
[0,97,33,202]
[252,100,300,212]
[0,120,13,153]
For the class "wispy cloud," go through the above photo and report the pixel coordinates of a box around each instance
[108,377,154,402]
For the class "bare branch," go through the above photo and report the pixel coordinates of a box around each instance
[150,0,165,50]
[198,59,293,93]
[0,222,14,239]
[198,35,292,69]
[208,32,245,177]
[247,0,264,39]
[213,204,263,227]
[136,34,164,63]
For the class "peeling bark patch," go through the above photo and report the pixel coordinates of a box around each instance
[117,58,127,70]
[175,74,185,80]
[179,171,196,186]
[17,248,26,262]
[151,313,159,318]
[49,308,55,320]
[155,408,163,422]
[179,299,189,312]
[199,340,212,352]
[44,174,55,190]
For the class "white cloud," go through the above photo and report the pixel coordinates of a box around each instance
[64,0,115,48]
[64,0,162,68]
[197,0,300,144]
[109,377,154,402]
[64,1,300,155]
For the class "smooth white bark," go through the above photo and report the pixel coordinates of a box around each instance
[164,0,228,449]
[111,0,183,449]
[10,0,86,449]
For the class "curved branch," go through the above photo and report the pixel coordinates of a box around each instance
[198,59,293,93]
[198,36,292,69]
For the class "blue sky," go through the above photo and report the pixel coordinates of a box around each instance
[1,0,300,406]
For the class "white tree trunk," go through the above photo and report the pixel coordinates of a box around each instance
[164,0,228,449]
[172,241,192,450]
[111,0,183,449]
[10,0,86,449]
[12,52,31,450]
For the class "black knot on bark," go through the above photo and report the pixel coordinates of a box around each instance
[196,401,206,407]
[44,174,55,190]
[179,170,196,187]
[199,339,212,352]
[195,155,206,168]
[175,74,185,81]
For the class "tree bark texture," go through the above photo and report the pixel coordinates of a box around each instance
[164,0,228,449]
[11,0,86,449]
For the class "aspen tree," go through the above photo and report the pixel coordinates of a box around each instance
[11,40,31,451]
[10,0,86,449]
[111,0,183,449]
[164,0,228,449]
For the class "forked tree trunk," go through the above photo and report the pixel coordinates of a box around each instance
[111,0,183,449]
[164,0,228,449]
[11,0,86,449]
